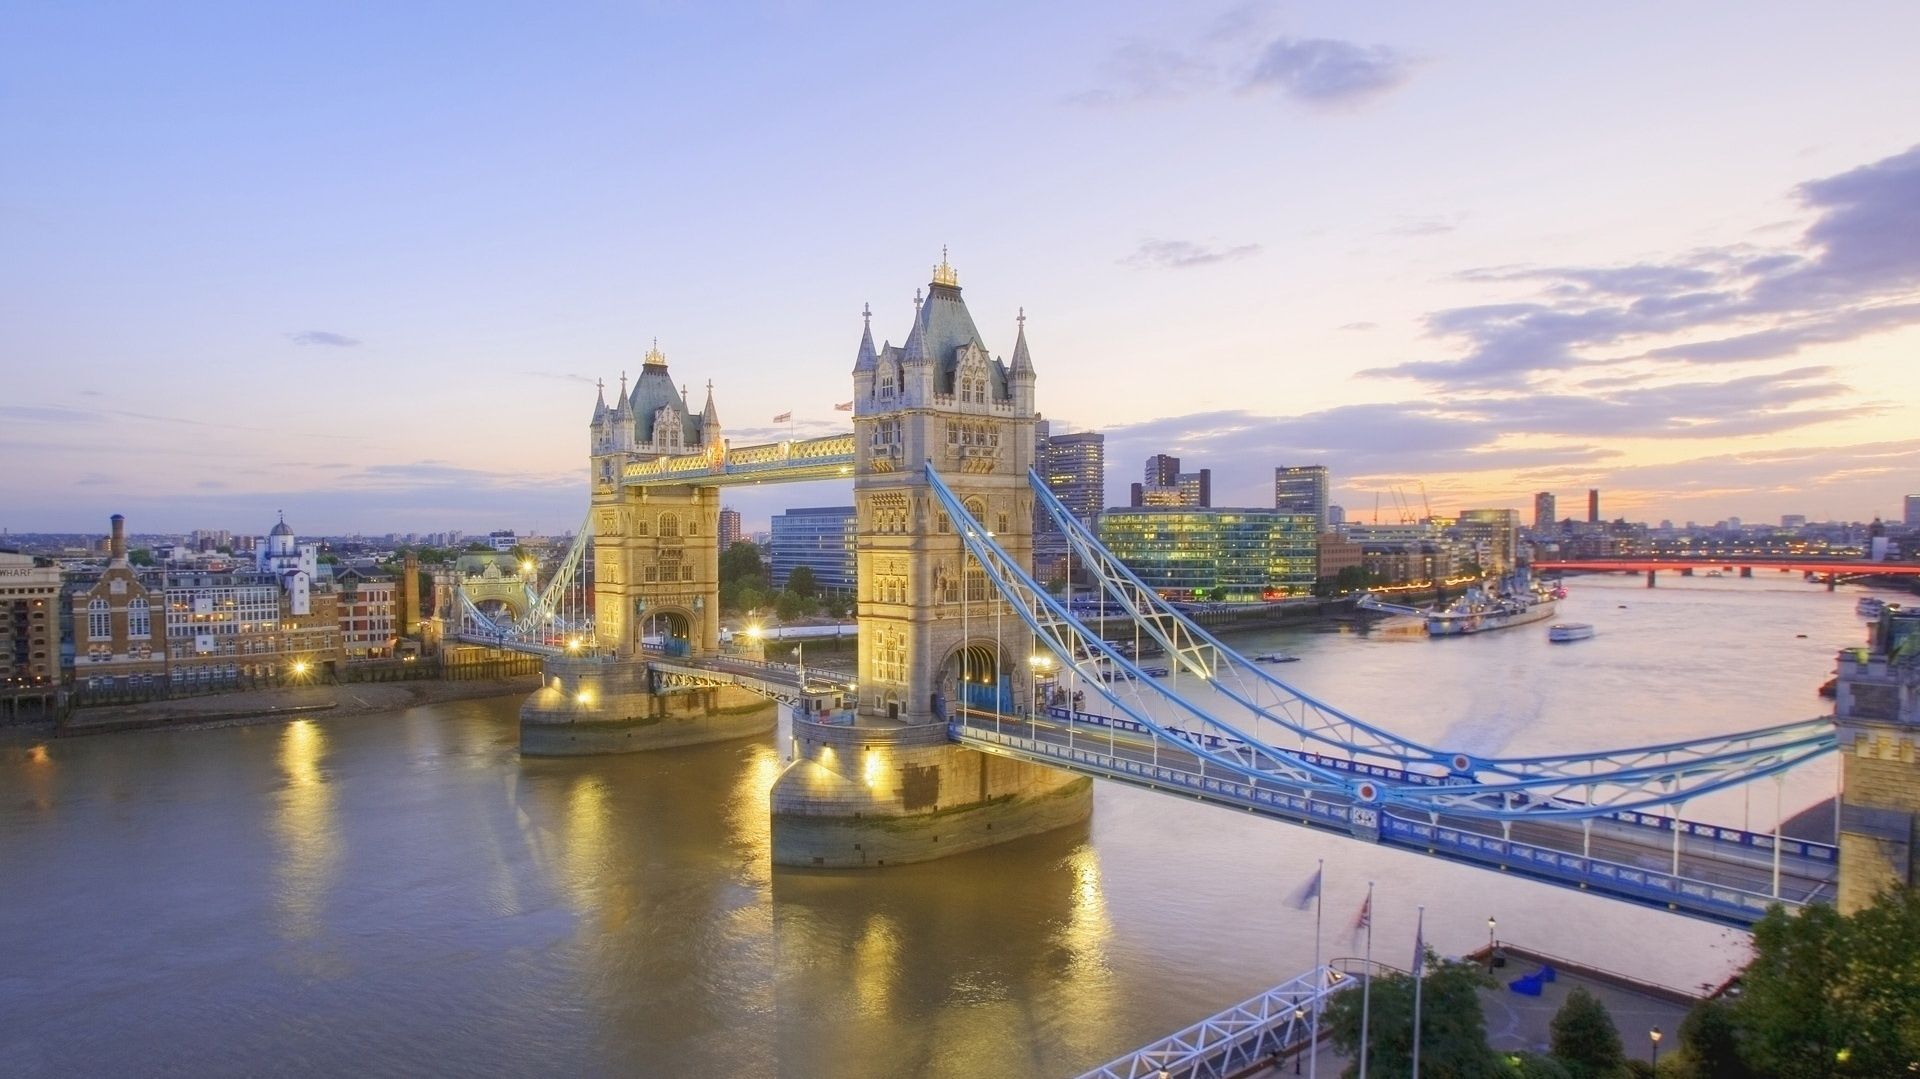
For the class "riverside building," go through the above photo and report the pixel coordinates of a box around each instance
[1097,508,1319,601]
[1274,465,1330,531]
[770,506,857,593]
[0,549,61,716]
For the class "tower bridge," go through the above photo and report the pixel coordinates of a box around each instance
[475,254,1912,927]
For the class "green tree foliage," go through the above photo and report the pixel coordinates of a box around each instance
[1657,998,1751,1079]
[1324,953,1501,1079]
[1549,986,1626,1079]
[786,565,817,599]
[1505,1053,1573,1079]
[1732,888,1920,1078]
[128,547,155,566]
[719,542,769,615]
[775,589,807,621]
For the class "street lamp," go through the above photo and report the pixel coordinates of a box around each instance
[1487,916,1497,973]
[1650,1026,1662,1071]
[1293,1000,1306,1074]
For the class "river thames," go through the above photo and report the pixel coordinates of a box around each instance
[0,573,1896,1077]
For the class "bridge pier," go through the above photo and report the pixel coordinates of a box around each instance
[1826,572,1838,592]
[1646,570,1657,588]
[1680,567,1694,577]
[1740,566,1753,578]
[769,717,1092,867]
[519,654,775,755]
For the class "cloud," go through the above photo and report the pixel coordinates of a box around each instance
[1068,40,1219,106]
[1071,10,1415,112]
[523,370,599,386]
[1370,143,1920,392]
[1339,321,1378,332]
[0,405,105,424]
[288,330,362,347]
[1123,238,1263,270]
[1387,215,1461,237]
[1244,36,1413,106]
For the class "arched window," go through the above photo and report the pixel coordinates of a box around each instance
[128,598,150,637]
[88,597,110,640]
[658,512,680,538]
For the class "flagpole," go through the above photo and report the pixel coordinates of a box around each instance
[1310,857,1322,1079]
[1359,881,1373,1079]
[1410,905,1425,1079]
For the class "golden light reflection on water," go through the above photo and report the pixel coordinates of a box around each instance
[851,911,902,1019]
[274,719,338,944]
[561,775,630,932]
[725,746,781,886]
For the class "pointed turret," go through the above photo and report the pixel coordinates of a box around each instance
[1009,307,1034,378]
[902,289,927,365]
[853,302,877,373]
[609,370,635,452]
[592,377,609,423]
[701,379,723,449]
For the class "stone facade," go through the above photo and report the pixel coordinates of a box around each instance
[520,654,774,755]
[587,346,723,657]
[1833,610,1920,913]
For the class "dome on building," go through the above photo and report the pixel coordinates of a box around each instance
[269,513,294,538]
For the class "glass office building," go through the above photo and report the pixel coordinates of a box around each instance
[769,506,856,592]
[1097,508,1320,601]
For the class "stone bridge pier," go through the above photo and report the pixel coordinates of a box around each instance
[1833,608,1920,912]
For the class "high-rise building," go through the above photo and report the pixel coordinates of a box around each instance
[1533,492,1557,532]
[1327,504,1345,528]
[0,549,60,712]
[1275,466,1330,530]
[718,507,743,551]
[1780,514,1808,530]
[1144,454,1181,489]
[1456,508,1521,576]
[1098,508,1319,601]
[769,506,856,592]
[1043,431,1106,524]
[1587,488,1600,524]
[1177,469,1212,508]
[1906,494,1920,528]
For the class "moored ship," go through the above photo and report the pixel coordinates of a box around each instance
[1425,568,1559,637]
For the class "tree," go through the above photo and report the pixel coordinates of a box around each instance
[1506,1054,1573,1079]
[787,565,817,599]
[1733,902,1852,1079]
[128,547,155,566]
[1324,953,1501,1079]
[1660,999,1751,1079]
[465,541,491,552]
[1549,986,1626,1079]
[719,541,765,586]
[775,589,807,621]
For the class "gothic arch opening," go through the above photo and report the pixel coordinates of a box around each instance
[640,608,693,657]
[941,640,1012,716]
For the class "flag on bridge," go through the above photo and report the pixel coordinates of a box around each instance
[1290,865,1323,911]
[834,401,853,411]
[773,412,792,423]
[1353,892,1372,932]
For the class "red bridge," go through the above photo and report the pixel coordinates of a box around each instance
[1534,557,1920,589]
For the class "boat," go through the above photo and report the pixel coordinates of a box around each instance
[1253,652,1300,664]
[1548,623,1595,643]
[1425,567,1559,637]
[1818,676,1837,699]
[1858,597,1893,617]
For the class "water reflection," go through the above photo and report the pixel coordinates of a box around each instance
[273,719,338,949]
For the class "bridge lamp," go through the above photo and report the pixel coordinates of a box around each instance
[576,689,592,705]
[1487,916,1497,972]
[291,660,309,677]
[1649,1027,1661,1070]
[566,638,581,653]
[521,559,535,573]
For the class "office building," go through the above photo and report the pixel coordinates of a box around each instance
[1041,430,1106,524]
[1780,514,1808,530]
[0,549,61,711]
[1456,508,1521,576]
[68,514,168,694]
[1587,488,1601,524]
[718,508,743,551]
[487,530,517,552]
[332,566,398,660]
[1906,494,1920,528]
[1327,504,1345,528]
[1275,466,1330,531]
[1097,508,1319,601]
[1534,492,1557,532]
[770,506,856,592]
[1144,454,1181,490]
[1317,532,1364,585]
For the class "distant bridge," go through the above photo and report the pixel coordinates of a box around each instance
[1536,557,1920,576]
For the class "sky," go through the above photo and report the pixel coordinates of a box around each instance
[4,2,1919,537]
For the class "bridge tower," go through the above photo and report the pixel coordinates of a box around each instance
[587,345,724,658]
[1833,607,1920,912]
[770,256,1092,866]
[849,255,1039,723]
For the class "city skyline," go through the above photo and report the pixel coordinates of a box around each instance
[5,3,1920,533]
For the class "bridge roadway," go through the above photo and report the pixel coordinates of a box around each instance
[950,708,1833,926]
[646,653,855,709]
[1535,557,1920,576]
